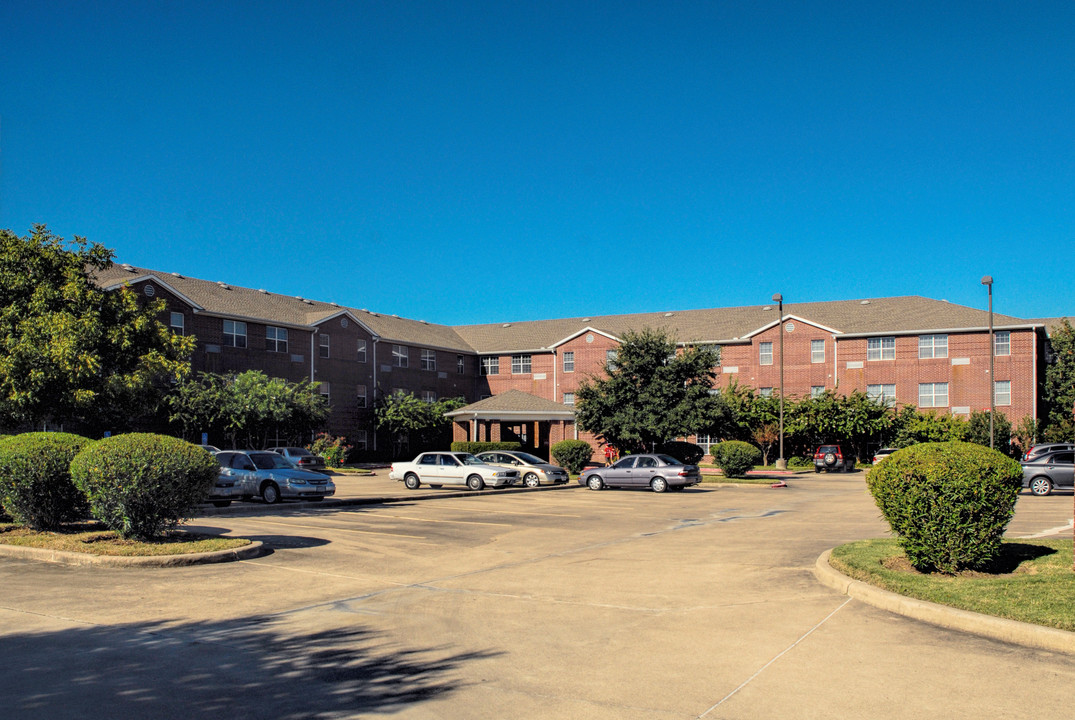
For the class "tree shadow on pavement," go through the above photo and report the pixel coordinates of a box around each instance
[1,613,502,719]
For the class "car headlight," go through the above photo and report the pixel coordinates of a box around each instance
[290,477,308,485]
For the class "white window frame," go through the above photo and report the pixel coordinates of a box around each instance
[266,326,288,353]
[563,392,575,405]
[606,350,618,370]
[695,434,714,455]
[421,390,436,403]
[481,356,499,375]
[759,342,773,366]
[223,320,247,348]
[563,351,575,373]
[393,344,408,368]
[170,312,185,335]
[512,354,531,374]
[918,382,948,408]
[867,384,896,406]
[319,381,331,402]
[357,384,367,408]
[994,331,1011,356]
[918,334,948,359]
[357,339,367,363]
[811,386,825,399]
[319,334,330,359]
[457,355,465,374]
[868,336,895,361]
[810,339,825,364]
[354,430,368,451]
[759,387,773,398]
[994,380,1011,406]
[421,349,436,371]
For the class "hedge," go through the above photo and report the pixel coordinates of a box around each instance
[70,433,219,540]
[0,432,93,530]
[865,441,1023,573]
[450,442,523,454]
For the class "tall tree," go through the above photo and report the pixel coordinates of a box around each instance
[0,225,194,431]
[374,391,465,458]
[1042,319,1075,442]
[574,328,730,454]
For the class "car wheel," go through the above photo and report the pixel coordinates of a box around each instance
[1030,477,1053,496]
[651,477,668,493]
[467,475,485,491]
[211,500,231,508]
[524,473,540,488]
[404,473,420,490]
[587,475,603,491]
[261,482,281,505]
[814,467,821,474]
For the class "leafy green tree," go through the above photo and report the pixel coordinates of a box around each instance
[374,391,465,458]
[792,391,895,461]
[574,329,731,454]
[167,371,329,448]
[965,410,1014,456]
[0,225,194,431]
[1042,319,1075,443]
[1010,415,1039,457]
[892,406,968,447]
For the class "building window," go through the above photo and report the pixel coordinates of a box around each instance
[266,326,288,353]
[457,355,465,374]
[170,312,185,335]
[319,334,330,358]
[223,320,247,348]
[563,392,575,405]
[995,380,1011,406]
[606,350,618,370]
[868,336,895,361]
[512,354,531,374]
[759,342,773,365]
[357,384,367,408]
[759,387,773,398]
[811,339,825,364]
[481,356,499,375]
[867,384,896,406]
[696,434,714,454]
[421,390,436,403]
[319,381,330,402]
[994,331,1011,356]
[354,430,368,451]
[811,386,825,398]
[563,351,575,373]
[421,349,436,371]
[918,334,948,359]
[918,382,948,408]
[357,339,367,363]
[393,345,408,368]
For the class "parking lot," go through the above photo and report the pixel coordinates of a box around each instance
[3,474,1075,719]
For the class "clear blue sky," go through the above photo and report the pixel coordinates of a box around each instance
[2,1,1073,325]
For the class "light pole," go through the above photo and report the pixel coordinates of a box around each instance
[773,293,786,469]
[982,276,995,449]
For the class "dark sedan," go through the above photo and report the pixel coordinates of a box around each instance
[579,454,701,493]
[1021,449,1074,496]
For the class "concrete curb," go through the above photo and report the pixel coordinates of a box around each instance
[814,548,1075,655]
[0,540,264,567]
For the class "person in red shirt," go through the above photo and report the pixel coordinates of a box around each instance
[604,444,615,466]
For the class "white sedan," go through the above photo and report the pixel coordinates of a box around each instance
[389,452,521,491]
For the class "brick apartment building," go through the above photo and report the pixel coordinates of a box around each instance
[94,264,1057,460]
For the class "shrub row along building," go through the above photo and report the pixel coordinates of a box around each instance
[95,264,1062,459]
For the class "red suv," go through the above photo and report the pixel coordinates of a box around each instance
[814,445,855,473]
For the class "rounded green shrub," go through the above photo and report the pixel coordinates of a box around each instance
[70,433,219,540]
[712,441,762,478]
[865,441,1023,573]
[0,432,93,530]
[551,440,595,474]
[657,441,705,465]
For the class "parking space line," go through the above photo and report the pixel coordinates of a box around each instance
[235,517,429,539]
[341,511,513,527]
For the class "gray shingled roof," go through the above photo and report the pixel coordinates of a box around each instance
[93,264,1040,355]
[444,390,575,419]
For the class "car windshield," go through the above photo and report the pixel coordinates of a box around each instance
[819,445,839,453]
[454,453,484,466]
[284,447,311,456]
[511,452,546,465]
[250,452,294,470]
[656,454,683,465]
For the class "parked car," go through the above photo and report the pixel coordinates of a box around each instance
[198,444,221,454]
[814,444,855,473]
[1022,443,1075,463]
[578,454,701,493]
[389,452,520,490]
[1021,449,1074,496]
[204,467,247,507]
[474,451,570,487]
[215,450,336,504]
[871,448,897,464]
[267,446,327,473]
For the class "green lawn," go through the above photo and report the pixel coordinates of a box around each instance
[0,522,252,556]
[830,537,1075,631]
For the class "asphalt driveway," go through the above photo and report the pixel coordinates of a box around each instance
[2,475,1073,719]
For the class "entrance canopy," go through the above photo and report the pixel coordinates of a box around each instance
[444,389,576,422]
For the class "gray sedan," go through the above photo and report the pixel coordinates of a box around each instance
[474,451,570,487]
[1021,450,1074,496]
[579,454,701,493]
[215,450,336,504]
